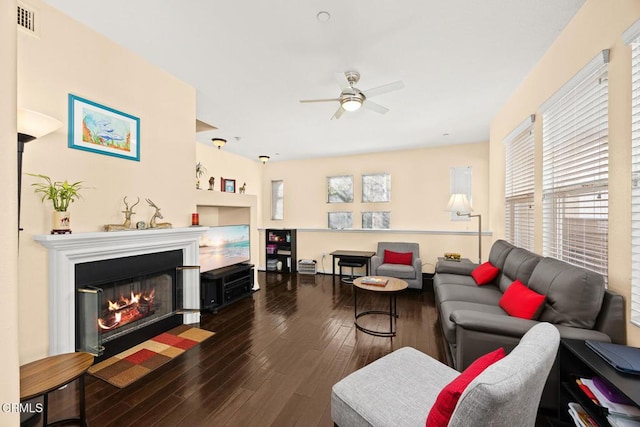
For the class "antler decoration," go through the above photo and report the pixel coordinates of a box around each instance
[104,196,140,231]
[146,198,172,229]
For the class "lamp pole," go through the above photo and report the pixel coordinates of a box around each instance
[455,211,482,264]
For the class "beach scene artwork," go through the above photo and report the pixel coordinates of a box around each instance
[199,225,250,272]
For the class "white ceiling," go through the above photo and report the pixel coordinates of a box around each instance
[41,0,585,162]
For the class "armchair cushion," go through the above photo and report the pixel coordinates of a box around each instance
[471,262,500,286]
[426,347,505,427]
[499,280,546,320]
[377,263,416,280]
[384,249,413,265]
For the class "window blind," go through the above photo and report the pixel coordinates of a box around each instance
[541,51,609,282]
[505,115,535,251]
[628,25,640,326]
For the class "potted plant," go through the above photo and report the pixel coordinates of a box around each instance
[196,162,207,189]
[28,173,86,233]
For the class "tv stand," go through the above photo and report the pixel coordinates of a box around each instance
[200,263,254,312]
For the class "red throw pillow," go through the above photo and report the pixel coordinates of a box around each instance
[426,347,505,427]
[499,280,546,320]
[471,261,499,286]
[384,250,413,265]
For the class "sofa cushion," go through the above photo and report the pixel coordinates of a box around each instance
[384,249,413,265]
[426,347,505,427]
[436,284,502,306]
[472,262,500,286]
[498,247,543,293]
[528,258,605,329]
[499,280,546,320]
[377,263,416,279]
[439,301,508,343]
[487,240,516,271]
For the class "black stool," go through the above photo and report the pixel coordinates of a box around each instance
[338,259,366,284]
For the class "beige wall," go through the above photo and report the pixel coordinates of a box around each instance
[17,1,197,362]
[489,0,640,345]
[260,142,490,273]
[2,0,21,422]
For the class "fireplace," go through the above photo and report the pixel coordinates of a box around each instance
[76,250,184,359]
[34,227,206,356]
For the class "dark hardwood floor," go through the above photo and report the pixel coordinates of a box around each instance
[38,272,548,426]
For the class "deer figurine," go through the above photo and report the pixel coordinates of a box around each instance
[146,199,172,229]
[104,196,140,231]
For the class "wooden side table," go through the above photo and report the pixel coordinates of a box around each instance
[20,352,94,426]
[353,276,408,337]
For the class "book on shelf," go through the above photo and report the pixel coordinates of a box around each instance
[277,249,291,255]
[360,277,388,286]
[568,402,598,427]
[581,378,640,420]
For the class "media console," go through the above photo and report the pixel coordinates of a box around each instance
[200,263,254,312]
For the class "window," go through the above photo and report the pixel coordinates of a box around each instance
[362,211,390,229]
[327,176,353,203]
[625,20,640,326]
[328,212,352,229]
[504,115,535,251]
[450,167,472,221]
[362,173,390,202]
[541,50,609,281]
[271,180,283,220]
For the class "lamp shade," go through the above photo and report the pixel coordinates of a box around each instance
[259,155,270,164]
[447,193,472,213]
[211,138,227,149]
[17,108,62,140]
[341,97,362,112]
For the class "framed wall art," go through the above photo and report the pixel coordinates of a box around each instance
[68,94,140,161]
[221,178,236,193]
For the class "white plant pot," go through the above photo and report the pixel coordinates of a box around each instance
[52,211,71,232]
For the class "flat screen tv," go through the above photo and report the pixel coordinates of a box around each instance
[199,224,250,272]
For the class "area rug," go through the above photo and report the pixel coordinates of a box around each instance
[88,325,214,388]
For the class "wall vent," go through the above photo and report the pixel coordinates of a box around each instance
[17,3,39,38]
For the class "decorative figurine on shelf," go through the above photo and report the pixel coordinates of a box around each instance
[208,176,215,191]
[196,162,207,189]
[104,196,140,231]
[239,182,246,194]
[146,198,172,229]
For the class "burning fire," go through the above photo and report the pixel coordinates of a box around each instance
[98,289,156,330]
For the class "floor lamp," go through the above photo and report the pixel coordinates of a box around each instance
[17,108,62,231]
[447,193,482,264]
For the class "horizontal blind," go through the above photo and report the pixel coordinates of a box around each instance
[630,32,640,326]
[542,51,609,282]
[505,117,535,251]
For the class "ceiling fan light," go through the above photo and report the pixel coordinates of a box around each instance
[341,97,362,112]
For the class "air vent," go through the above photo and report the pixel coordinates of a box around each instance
[17,3,39,37]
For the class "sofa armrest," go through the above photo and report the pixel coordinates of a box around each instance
[451,310,537,337]
[371,255,382,274]
[413,257,422,275]
[436,260,478,276]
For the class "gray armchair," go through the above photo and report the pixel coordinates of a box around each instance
[370,242,422,289]
[331,322,560,427]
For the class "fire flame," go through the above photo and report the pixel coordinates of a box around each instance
[98,289,155,330]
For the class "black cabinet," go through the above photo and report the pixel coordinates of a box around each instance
[200,263,254,312]
[557,339,640,426]
[265,229,297,273]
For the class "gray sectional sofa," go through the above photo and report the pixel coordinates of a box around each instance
[433,239,625,409]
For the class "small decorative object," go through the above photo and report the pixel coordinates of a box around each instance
[196,162,207,189]
[276,260,283,271]
[146,199,172,229]
[444,252,461,261]
[221,177,236,193]
[136,221,147,230]
[68,94,140,161]
[208,176,215,191]
[239,182,246,194]
[104,196,140,231]
[191,213,199,226]
[28,173,87,234]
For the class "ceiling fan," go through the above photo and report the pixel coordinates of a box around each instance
[300,71,404,120]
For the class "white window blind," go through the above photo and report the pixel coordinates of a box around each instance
[504,115,535,251]
[541,50,609,282]
[627,21,640,326]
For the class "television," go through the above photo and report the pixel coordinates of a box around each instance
[199,224,251,272]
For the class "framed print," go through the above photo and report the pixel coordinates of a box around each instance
[221,178,236,193]
[68,94,140,161]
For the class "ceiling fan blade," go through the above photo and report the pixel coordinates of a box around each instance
[300,98,339,103]
[363,99,389,114]
[361,81,405,99]
[331,106,345,120]
[334,72,351,90]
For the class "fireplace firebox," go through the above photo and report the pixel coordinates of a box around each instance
[75,250,188,360]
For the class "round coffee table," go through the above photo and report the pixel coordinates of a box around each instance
[353,276,408,337]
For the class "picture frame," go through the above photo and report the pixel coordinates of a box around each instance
[221,178,236,193]
[68,94,140,161]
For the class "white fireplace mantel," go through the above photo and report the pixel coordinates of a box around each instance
[35,227,207,355]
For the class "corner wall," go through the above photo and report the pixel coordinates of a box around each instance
[489,0,640,345]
